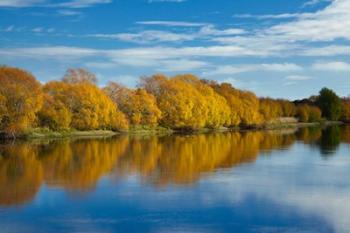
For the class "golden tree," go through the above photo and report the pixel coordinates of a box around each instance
[0,66,43,136]
[42,81,128,131]
[104,82,161,127]
[341,99,350,122]
[210,82,262,126]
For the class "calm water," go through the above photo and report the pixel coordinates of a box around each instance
[0,126,350,233]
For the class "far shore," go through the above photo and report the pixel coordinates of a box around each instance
[1,120,343,141]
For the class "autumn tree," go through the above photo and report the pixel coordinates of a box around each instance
[0,66,43,136]
[341,98,350,122]
[42,81,128,131]
[62,68,97,84]
[173,75,231,128]
[308,106,322,122]
[278,99,296,117]
[296,104,321,122]
[141,74,208,129]
[38,93,72,130]
[104,82,161,127]
[259,98,283,121]
[296,104,309,122]
[317,88,341,121]
[209,82,262,126]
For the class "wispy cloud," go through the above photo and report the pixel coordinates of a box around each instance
[0,0,45,7]
[1,25,55,33]
[89,30,195,43]
[312,61,350,71]
[89,25,245,44]
[49,0,112,8]
[0,0,112,8]
[285,75,313,81]
[148,0,187,3]
[57,9,82,16]
[158,59,209,72]
[233,13,302,20]
[136,21,207,27]
[203,63,302,76]
[302,0,331,8]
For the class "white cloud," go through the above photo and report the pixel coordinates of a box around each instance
[85,62,116,69]
[32,27,43,33]
[302,0,331,8]
[148,0,187,3]
[136,21,207,27]
[50,0,112,8]
[0,46,100,60]
[233,13,302,20]
[204,63,302,76]
[89,25,246,44]
[0,0,112,8]
[225,0,350,57]
[158,59,209,72]
[89,30,195,43]
[312,61,350,71]
[198,25,246,36]
[265,0,350,42]
[0,0,44,7]
[302,45,350,56]
[57,9,82,16]
[285,75,313,81]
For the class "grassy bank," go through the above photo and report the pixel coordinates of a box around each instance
[3,120,344,140]
[21,126,173,139]
[24,128,118,139]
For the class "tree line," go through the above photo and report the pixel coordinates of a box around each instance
[0,66,349,137]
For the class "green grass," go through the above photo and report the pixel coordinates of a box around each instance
[24,128,117,139]
[17,120,344,140]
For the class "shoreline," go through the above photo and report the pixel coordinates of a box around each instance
[1,121,343,141]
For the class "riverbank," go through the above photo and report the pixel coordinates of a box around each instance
[19,126,174,140]
[8,120,341,140]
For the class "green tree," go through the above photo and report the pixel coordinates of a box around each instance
[317,88,341,121]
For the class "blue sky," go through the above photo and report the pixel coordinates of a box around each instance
[1,0,350,99]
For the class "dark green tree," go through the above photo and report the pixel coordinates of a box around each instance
[317,88,341,121]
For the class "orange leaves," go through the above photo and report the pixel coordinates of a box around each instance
[104,82,161,127]
[1,66,345,135]
[341,99,350,122]
[42,80,128,131]
[296,104,322,122]
[210,82,262,126]
[0,66,43,136]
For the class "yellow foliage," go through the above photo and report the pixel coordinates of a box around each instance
[278,99,296,117]
[341,99,350,122]
[210,82,263,126]
[38,94,72,130]
[105,82,161,127]
[0,144,43,206]
[259,98,283,121]
[173,75,231,128]
[296,104,322,122]
[43,81,128,131]
[0,66,43,136]
[142,74,206,129]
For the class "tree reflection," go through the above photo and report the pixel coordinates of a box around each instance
[318,126,341,157]
[0,126,349,206]
[0,144,43,206]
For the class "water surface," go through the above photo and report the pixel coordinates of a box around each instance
[0,126,350,233]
